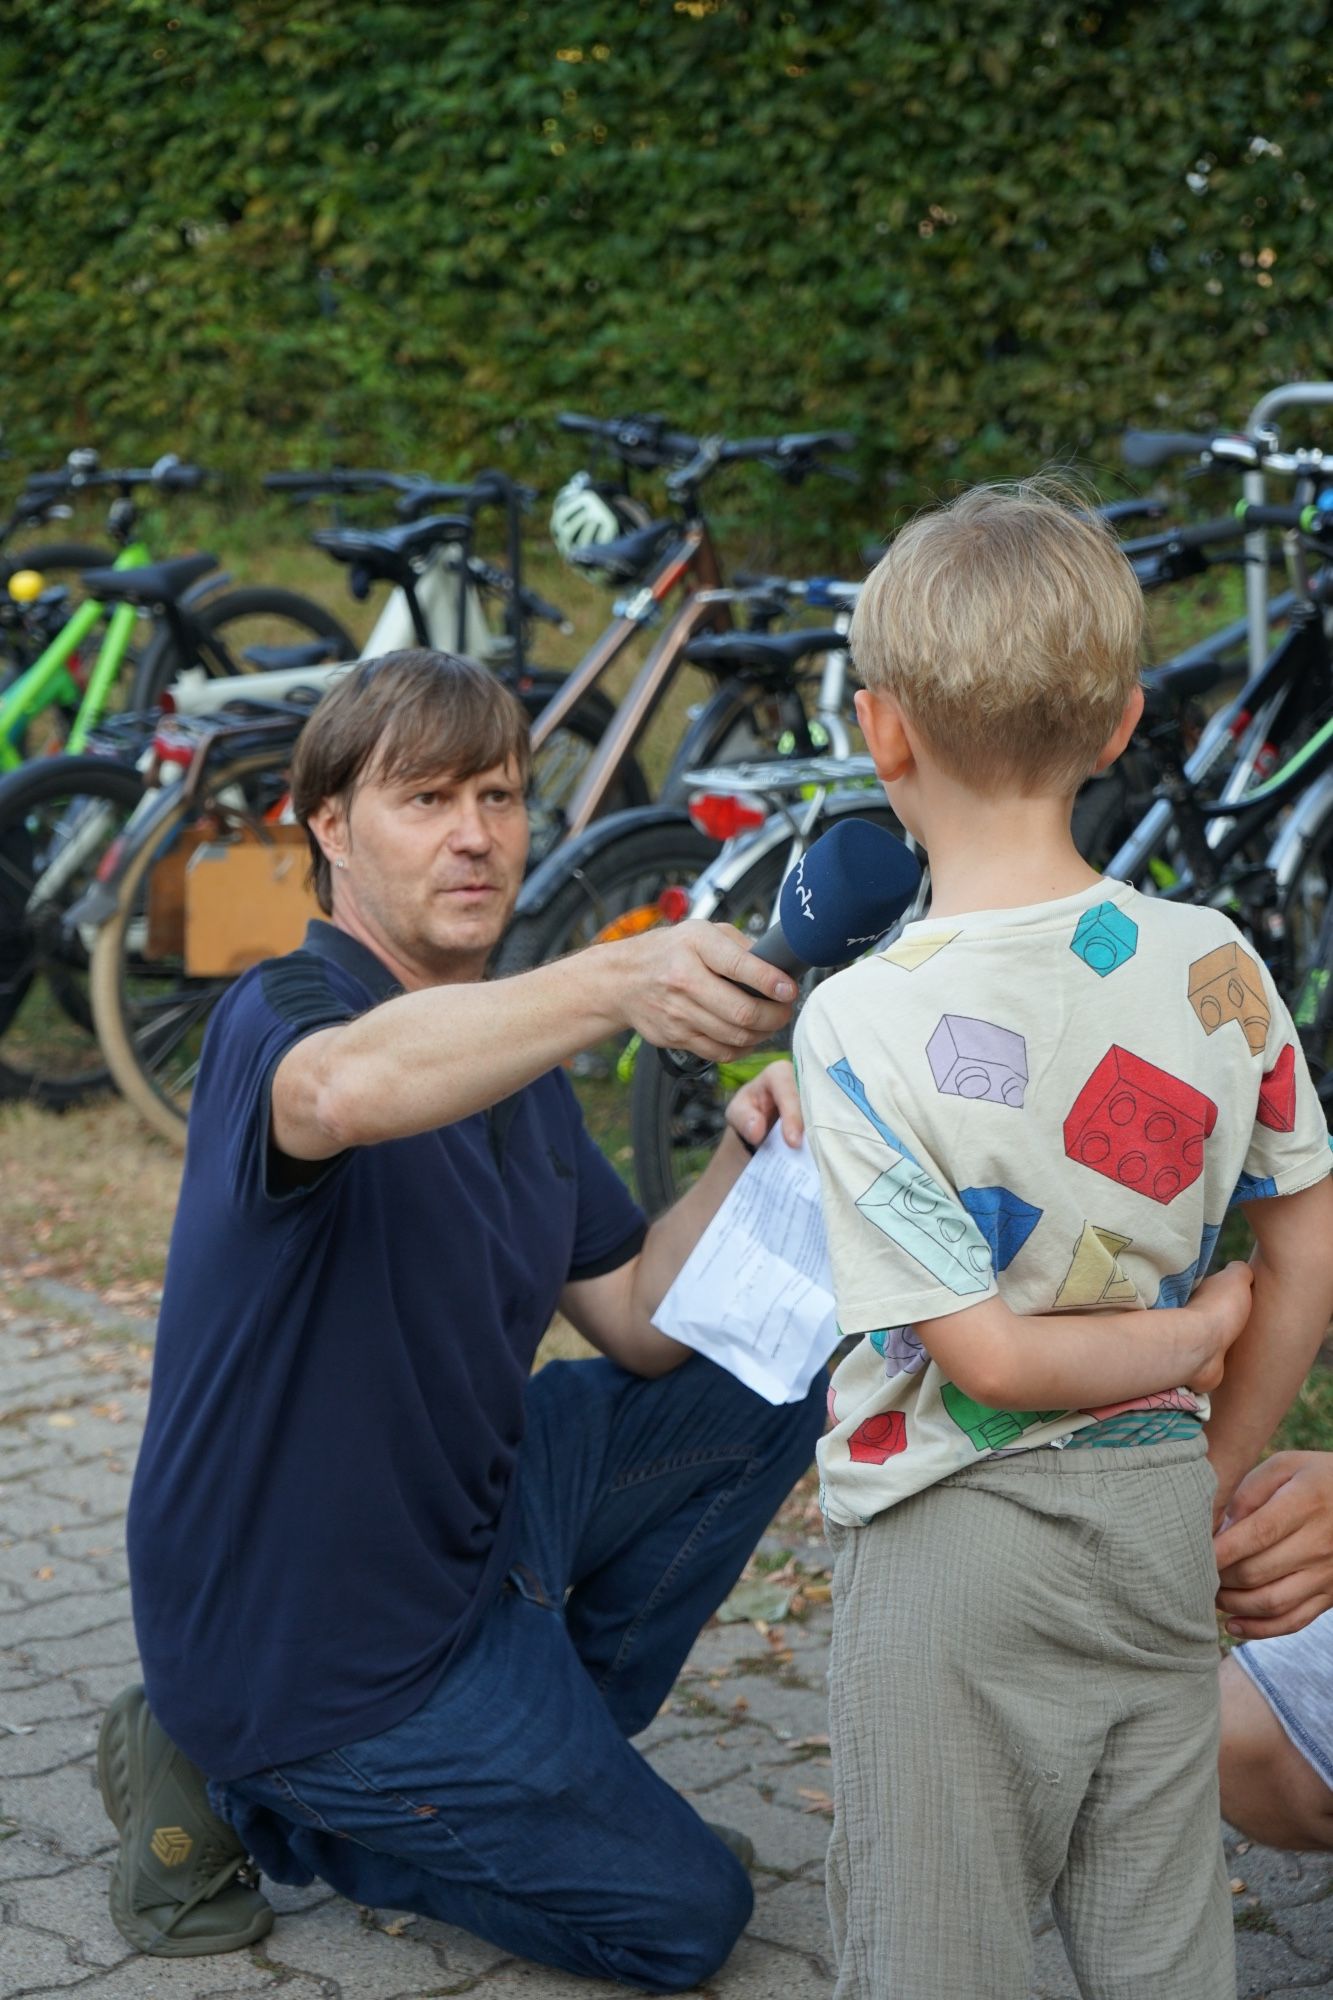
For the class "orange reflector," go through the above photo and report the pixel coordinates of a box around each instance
[593,904,665,944]
[687,791,768,841]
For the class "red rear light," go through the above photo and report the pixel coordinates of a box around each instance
[687,791,768,841]
[656,885,692,924]
[152,730,196,770]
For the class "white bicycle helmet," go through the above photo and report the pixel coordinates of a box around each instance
[550,472,651,578]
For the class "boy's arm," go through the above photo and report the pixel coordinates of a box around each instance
[914,1261,1253,1412]
[1206,1176,1333,1519]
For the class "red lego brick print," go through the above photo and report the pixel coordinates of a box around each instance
[1064,1046,1217,1205]
[1257,1043,1297,1132]
[847,1410,908,1464]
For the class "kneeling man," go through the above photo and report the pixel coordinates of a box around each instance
[105,651,822,1989]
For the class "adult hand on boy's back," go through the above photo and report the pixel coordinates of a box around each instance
[1214,1452,1333,1639]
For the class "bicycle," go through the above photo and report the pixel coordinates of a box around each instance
[1068,429,1333,1101]
[496,566,864,982]
[0,453,355,772]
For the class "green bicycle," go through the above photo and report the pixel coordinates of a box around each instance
[0,451,355,771]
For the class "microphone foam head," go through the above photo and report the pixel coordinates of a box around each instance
[778,818,921,968]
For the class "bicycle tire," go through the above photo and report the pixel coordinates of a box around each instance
[629,802,903,1214]
[89,747,293,1146]
[129,585,358,711]
[0,753,145,1109]
[496,821,718,979]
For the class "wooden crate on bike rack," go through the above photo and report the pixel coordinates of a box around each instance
[146,826,212,960]
[183,825,320,975]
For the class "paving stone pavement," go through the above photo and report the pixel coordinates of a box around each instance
[4,1290,1333,1998]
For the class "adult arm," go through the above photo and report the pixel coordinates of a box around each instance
[1205,1176,1333,1520]
[914,1261,1254,1411]
[1215,1452,1333,1638]
[559,1061,805,1377]
[270,921,795,1160]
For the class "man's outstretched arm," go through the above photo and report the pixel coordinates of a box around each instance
[270,922,795,1160]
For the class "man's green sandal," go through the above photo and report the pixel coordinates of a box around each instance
[97,1684,274,1957]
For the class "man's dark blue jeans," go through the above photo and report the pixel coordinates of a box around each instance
[214,1354,825,1993]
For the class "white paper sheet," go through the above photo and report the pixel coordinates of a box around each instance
[652,1125,840,1404]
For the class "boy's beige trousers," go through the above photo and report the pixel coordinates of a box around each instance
[826,1437,1234,2000]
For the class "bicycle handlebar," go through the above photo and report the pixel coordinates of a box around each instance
[1234,500,1325,535]
[1122,515,1251,556]
[21,454,206,502]
[1120,430,1223,470]
[263,468,430,499]
[558,412,857,486]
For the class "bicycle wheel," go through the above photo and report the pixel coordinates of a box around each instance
[129,585,358,710]
[0,753,145,1108]
[629,804,904,1214]
[89,748,294,1146]
[496,818,719,1148]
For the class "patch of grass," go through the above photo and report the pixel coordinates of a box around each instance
[1272,1366,1333,1456]
[1232,1903,1276,1934]
[0,1097,180,1294]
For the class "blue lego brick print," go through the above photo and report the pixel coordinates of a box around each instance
[856,1156,993,1296]
[959,1185,1043,1271]
[828,1058,920,1163]
[1230,1170,1279,1206]
[1153,1221,1222,1308]
[1070,901,1139,977]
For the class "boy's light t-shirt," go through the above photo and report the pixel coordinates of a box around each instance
[794,878,1331,1528]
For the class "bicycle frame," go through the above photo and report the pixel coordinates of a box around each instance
[527,519,728,835]
[0,543,150,769]
[1108,605,1333,889]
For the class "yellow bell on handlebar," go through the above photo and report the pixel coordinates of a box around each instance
[6,569,46,603]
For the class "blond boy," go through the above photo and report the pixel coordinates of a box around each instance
[794,485,1333,2000]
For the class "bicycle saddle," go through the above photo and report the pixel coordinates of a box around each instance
[566,519,677,583]
[78,553,218,607]
[312,513,472,589]
[241,640,344,672]
[684,628,844,676]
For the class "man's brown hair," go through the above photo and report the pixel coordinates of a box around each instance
[850,481,1145,796]
[289,650,532,913]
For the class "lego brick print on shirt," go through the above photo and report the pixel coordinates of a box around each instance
[1070,900,1139,976]
[826,1059,994,1296]
[926,1014,1028,1107]
[1064,1046,1217,1204]
[1187,938,1270,1055]
[1258,1044,1298,1131]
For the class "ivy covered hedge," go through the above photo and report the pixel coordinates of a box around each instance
[2,1,1329,541]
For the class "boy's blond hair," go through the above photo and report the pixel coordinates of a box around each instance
[850,482,1144,796]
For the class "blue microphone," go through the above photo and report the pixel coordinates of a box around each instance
[749,817,922,980]
[657,818,922,1074]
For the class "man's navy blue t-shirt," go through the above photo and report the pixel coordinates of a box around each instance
[127,922,646,1781]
